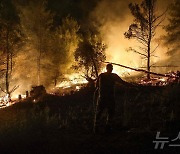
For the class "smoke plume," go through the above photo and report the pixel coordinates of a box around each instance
[91,0,176,76]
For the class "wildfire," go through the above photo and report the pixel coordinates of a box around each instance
[56,73,88,89]
[76,86,80,90]
[12,94,26,100]
[139,71,180,86]
[0,93,28,109]
[0,67,178,110]
[0,94,11,108]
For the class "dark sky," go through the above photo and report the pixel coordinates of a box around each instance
[0,0,100,23]
[47,0,100,25]
[1,0,171,25]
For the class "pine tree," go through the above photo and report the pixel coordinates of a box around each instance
[51,16,81,86]
[124,0,166,79]
[0,0,20,97]
[74,30,106,80]
[19,0,53,85]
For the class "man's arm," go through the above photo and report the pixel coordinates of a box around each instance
[114,74,136,87]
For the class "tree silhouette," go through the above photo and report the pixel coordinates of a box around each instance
[52,16,81,86]
[74,31,106,80]
[124,0,166,79]
[0,0,21,97]
[19,0,53,85]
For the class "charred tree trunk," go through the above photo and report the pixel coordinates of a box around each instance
[10,52,13,74]
[147,35,151,80]
[90,55,98,79]
[37,51,41,86]
[54,74,58,87]
[5,28,10,95]
[147,4,152,80]
[54,78,56,87]
[37,36,42,86]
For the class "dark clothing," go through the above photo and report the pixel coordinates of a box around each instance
[97,72,126,99]
[96,97,115,126]
[94,72,128,133]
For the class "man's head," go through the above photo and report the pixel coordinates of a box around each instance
[106,64,113,73]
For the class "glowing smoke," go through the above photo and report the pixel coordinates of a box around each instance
[91,0,174,76]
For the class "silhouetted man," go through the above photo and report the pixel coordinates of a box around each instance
[94,63,133,133]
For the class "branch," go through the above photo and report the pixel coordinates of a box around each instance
[150,63,157,67]
[0,69,6,72]
[141,56,148,60]
[9,85,19,94]
[137,39,148,47]
[151,31,156,38]
[0,86,6,94]
[139,65,180,68]
[138,46,147,53]
[136,35,148,44]
[152,8,168,24]
[128,48,147,57]
[131,28,149,43]
[152,15,166,30]
[151,55,159,58]
[102,61,179,79]
[151,44,160,54]
[133,50,148,57]
[0,62,6,66]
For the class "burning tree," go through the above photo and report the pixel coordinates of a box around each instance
[0,0,20,98]
[124,0,166,79]
[18,0,53,86]
[52,16,81,86]
[74,31,106,80]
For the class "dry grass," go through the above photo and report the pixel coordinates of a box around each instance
[0,84,179,153]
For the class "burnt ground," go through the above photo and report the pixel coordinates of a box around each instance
[0,84,180,154]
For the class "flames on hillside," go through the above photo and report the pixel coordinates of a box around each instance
[0,69,179,109]
[139,71,180,86]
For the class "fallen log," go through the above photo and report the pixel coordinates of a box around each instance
[139,65,180,68]
[102,61,179,79]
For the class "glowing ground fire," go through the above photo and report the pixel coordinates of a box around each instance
[0,64,179,109]
[56,73,88,89]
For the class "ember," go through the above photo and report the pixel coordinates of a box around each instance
[139,71,180,86]
[0,94,10,108]
[53,73,89,95]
